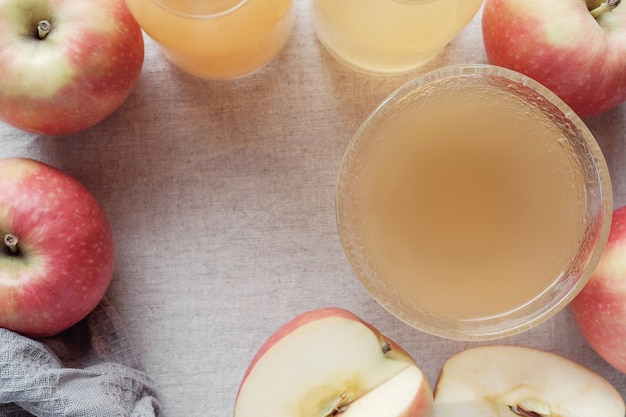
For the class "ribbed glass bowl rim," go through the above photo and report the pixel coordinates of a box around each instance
[335,63,613,341]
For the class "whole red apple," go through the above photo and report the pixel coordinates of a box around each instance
[0,0,144,136]
[235,308,433,417]
[482,0,626,117]
[0,157,115,337]
[571,205,626,373]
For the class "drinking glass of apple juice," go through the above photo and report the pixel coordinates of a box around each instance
[336,64,613,340]
[312,0,483,75]
[124,0,294,79]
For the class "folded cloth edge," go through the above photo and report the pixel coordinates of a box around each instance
[0,298,161,417]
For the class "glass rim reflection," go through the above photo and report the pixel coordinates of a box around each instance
[148,0,249,19]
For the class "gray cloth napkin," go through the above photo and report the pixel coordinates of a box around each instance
[0,298,161,417]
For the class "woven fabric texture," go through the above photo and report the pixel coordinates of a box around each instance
[0,299,160,417]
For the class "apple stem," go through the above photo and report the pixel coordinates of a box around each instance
[4,234,19,255]
[37,20,51,39]
[590,0,621,18]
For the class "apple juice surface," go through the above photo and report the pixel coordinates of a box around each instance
[312,0,483,75]
[125,0,293,79]
[349,80,588,321]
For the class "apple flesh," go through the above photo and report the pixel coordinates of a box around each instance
[433,345,625,417]
[233,308,433,417]
[571,205,626,373]
[0,0,144,136]
[0,157,115,337]
[482,0,626,117]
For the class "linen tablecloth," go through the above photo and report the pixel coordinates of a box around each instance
[0,2,624,416]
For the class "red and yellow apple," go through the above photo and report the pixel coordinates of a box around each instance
[234,308,433,417]
[0,157,115,337]
[433,345,625,417]
[482,0,626,117]
[571,205,626,373]
[0,0,144,136]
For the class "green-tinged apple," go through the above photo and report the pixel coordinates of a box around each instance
[0,0,144,136]
[571,205,626,373]
[482,0,626,117]
[0,157,115,337]
[433,345,625,417]
[234,308,433,417]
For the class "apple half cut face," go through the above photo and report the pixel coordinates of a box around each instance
[233,308,433,417]
[433,345,625,417]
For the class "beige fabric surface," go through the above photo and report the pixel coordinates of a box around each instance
[1,2,625,416]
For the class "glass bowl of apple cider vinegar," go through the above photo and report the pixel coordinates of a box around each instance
[124,0,294,79]
[336,64,613,340]
[312,0,483,75]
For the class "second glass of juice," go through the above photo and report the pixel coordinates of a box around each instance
[312,0,483,75]
[125,0,294,79]
[337,65,612,340]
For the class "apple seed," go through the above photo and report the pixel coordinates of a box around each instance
[37,20,51,40]
[3,233,19,255]
[509,405,544,417]
[317,343,393,417]
[590,0,621,18]
[320,394,351,417]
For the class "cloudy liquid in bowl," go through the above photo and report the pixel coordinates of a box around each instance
[345,78,587,321]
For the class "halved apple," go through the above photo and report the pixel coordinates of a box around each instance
[433,345,625,417]
[233,307,433,417]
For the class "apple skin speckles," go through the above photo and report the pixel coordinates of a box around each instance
[482,0,626,117]
[572,205,626,374]
[0,0,144,135]
[0,157,114,338]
